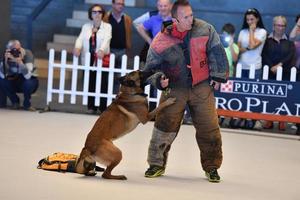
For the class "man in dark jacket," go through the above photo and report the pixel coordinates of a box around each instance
[143,0,228,182]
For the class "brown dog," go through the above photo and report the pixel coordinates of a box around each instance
[75,70,175,180]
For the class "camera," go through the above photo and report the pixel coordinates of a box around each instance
[220,33,231,48]
[9,48,21,58]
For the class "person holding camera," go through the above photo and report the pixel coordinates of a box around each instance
[0,40,38,111]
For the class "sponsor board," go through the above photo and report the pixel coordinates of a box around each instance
[215,78,300,122]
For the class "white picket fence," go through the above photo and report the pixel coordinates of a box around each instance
[46,49,161,107]
[235,63,298,82]
[46,49,298,109]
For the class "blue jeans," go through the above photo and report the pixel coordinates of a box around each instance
[0,75,39,108]
[0,83,7,107]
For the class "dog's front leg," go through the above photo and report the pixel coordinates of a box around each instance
[146,97,176,121]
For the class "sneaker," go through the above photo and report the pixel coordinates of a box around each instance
[205,168,221,183]
[244,120,254,129]
[253,120,263,130]
[263,121,273,129]
[24,106,36,112]
[11,103,20,110]
[144,165,165,178]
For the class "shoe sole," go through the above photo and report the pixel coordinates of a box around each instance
[144,169,165,178]
[205,172,221,183]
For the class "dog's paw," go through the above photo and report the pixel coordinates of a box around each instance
[165,97,176,105]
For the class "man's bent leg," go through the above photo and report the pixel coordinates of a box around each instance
[22,77,39,109]
[145,89,187,177]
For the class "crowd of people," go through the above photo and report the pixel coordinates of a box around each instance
[0,0,300,181]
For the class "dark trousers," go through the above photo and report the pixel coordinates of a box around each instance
[147,81,222,171]
[88,71,108,112]
[0,75,39,108]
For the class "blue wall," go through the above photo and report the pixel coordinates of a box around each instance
[8,0,300,58]
[146,0,300,33]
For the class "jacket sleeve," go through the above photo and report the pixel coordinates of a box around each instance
[206,25,229,83]
[142,47,166,90]
[99,23,112,54]
[262,39,273,67]
[74,24,85,50]
[20,49,35,79]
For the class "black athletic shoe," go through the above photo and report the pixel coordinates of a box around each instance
[205,168,221,183]
[144,165,165,178]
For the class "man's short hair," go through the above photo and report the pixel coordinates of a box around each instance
[222,23,235,35]
[6,40,20,49]
[171,0,190,18]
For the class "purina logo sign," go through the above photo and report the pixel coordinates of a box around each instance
[215,78,300,116]
[220,80,289,98]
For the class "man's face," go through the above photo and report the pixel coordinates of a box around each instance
[12,41,21,50]
[112,0,125,14]
[273,18,286,36]
[175,5,193,31]
[157,0,172,17]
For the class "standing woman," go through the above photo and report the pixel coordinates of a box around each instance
[237,8,267,129]
[238,8,267,79]
[73,4,112,114]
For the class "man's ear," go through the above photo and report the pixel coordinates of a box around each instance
[172,18,178,23]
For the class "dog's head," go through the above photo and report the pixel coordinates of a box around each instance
[118,70,152,93]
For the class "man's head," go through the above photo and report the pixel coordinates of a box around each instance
[157,0,172,18]
[171,0,193,32]
[112,0,125,14]
[222,23,235,36]
[272,16,287,36]
[6,40,21,50]
[6,40,22,58]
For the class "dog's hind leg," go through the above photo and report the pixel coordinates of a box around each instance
[94,140,127,180]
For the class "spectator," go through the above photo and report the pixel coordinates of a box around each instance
[143,0,228,182]
[262,15,296,131]
[289,14,300,135]
[219,23,239,127]
[236,8,267,129]
[136,0,172,113]
[289,14,300,68]
[103,0,132,65]
[136,0,172,45]
[73,4,112,114]
[221,23,239,77]
[133,10,158,64]
[103,0,132,94]
[0,40,38,111]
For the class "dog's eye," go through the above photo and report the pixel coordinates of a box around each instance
[128,80,136,87]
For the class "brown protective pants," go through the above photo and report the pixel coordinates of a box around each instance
[147,81,223,172]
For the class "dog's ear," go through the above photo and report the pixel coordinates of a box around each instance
[118,75,125,84]
[140,70,153,81]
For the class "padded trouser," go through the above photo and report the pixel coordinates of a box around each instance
[147,81,223,171]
